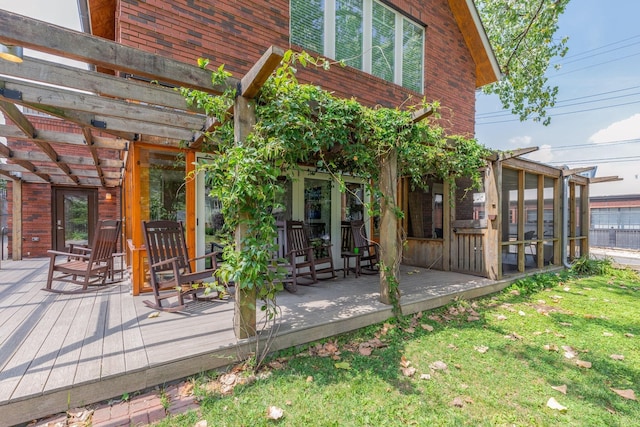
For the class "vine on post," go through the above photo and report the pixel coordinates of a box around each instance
[181,50,490,324]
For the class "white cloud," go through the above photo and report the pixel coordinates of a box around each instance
[525,144,554,163]
[589,113,640,143]
[508,135,533,147]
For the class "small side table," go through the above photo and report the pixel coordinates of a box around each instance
[341,251,361,278]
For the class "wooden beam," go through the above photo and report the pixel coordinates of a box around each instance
[0,98,36,138]
[82,127,106,187]
[0,164,50,183]
[0,56,200,112]
[0,77,206,131]
[487,146,539,162]
[411,107,433,123]
[23,103,196,141]
[240,46,285,98]
[562,167,596,177]
[0,9,239,95]
[0,124,128,150]
[589,176,623,184]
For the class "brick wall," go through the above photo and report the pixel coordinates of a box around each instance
[117,0,477,136]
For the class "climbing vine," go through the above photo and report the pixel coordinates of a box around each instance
[181,51,490,318]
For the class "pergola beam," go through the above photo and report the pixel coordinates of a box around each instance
[0,9,239,95]
[0,56,200,113]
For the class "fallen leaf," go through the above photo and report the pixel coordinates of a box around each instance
[358,346,372,356]
[401,366,416,377]
[334,362,350,370]
[467,315,481,322]
[584,314,597,319]
[563,287,571,291]
[610,354,625,361]
[404,327,415,334]
[474,345,489,354]
[510,289,520,296]
[543,344,559,352]
[447,343,458,350]
[306,376,313,383]
[562,346,578,359]
[547,397,568,412]
[576,360,592,369]
[611,388,637,401]
[504,332,523,340]
[195,420,208,427]
[496,314,507,321]
[400,356,412,368]
[559,322,572,327]
[625,333,635,338]
[518,310,526,316]
[552,385,567,395]
[148,312,160,318]
[421,324,434,332]
[430,361,448,371]
[266,406,284,420]
[451,397,465,407]
[603,332,614,337]
[420,374,432,380]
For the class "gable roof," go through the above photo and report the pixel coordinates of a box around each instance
[448,0,502,87]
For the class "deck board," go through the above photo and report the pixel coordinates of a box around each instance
[0,258,519,427]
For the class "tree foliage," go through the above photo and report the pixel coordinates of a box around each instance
[475,0,570,125]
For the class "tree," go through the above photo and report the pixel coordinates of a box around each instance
[475,0,570,125]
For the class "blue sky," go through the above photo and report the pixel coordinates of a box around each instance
[1,0,638,196]
[476,0,640,196]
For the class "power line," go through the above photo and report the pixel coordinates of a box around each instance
[547,156,640,165]
[540,138,640,151]
[477,99,640,125]
[477,87,640,119]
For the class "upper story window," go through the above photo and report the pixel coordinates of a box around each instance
[290,0,425,93]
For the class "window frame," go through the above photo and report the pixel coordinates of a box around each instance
[290,0,425,93]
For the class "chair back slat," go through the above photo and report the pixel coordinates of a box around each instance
[143,220,191,273]
[341,221,353,252]
[89,220,121,266]
[286,220,312,256]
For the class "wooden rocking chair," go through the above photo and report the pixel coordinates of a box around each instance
[142,220,226,312]
[349,220,379,274]
[286,220,337,283]
[44,220,121,293]
[271,220,297,293]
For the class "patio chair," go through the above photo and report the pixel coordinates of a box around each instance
[349,220,379,274]
[271,220,297,293]
[341,221,360,277]
[142,220,226,312]
[286,220,337,283]
[43,220,121,293]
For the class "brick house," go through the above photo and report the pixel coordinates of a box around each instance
[0,1,600,307]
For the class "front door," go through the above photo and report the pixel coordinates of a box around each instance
[52,187,98,251]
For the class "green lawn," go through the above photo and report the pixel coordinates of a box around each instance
[159,263,639,426]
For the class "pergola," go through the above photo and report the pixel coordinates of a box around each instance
[0,9,409,338]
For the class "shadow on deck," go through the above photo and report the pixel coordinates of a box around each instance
[0,258,511,426]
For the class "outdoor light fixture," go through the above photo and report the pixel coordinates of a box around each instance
[0,44,23,63]
[105,192,113,201]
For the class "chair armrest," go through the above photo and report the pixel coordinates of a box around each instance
[150,257,181,270]
[188,252,219,269]
[48,249,89,260]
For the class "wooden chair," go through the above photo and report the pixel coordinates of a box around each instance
[286,220,337,283]
[341,221,360,277]
[349,220,379,274]
[142,220,225,312]
[271,220,297,293]
[44,220,121,293]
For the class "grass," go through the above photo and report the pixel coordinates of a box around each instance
[158,262,640,426]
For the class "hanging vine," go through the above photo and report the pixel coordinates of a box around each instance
[181,50,490,319]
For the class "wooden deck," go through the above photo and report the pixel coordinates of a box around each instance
[0,258,508,426]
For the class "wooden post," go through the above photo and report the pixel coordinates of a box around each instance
[483,163,500,280]
[442,180,451,271]
[378,149,398,305]
[233,95,257,338]
[11,179,22,260]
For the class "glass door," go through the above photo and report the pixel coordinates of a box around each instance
[52,188,97,251]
